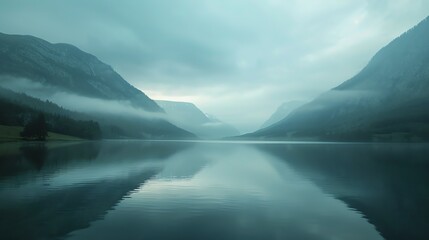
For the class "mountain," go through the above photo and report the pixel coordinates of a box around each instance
[0,32,159,111]
[156,100,240,139]
[0,87,101,139]
[245,16,429,141]
[0,86,91,120]
[260,101,304,129]
[0,32,194,139]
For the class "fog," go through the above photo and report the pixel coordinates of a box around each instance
[283,89,383,120]
[0,77,237,137]
[1,0,428,132]
[0,77,168,121]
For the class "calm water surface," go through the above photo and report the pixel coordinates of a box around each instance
[0,141,428,240]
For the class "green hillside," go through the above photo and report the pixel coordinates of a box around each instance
[0,125,82,142]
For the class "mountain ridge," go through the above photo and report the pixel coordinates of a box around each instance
[260,101,304,129]
[244,16,429,141]
[0,32,195,139]
[156,100,240,139]
[0,32,161,111]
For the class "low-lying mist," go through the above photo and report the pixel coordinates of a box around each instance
[0,76,169,121]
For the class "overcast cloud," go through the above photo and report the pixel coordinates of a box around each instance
[1,0,428,132]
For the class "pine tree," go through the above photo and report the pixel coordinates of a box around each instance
[20,113,48,140]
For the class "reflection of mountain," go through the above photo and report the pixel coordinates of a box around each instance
[156,100,240,139]
[258,143,429,240]
[1,171,157,240]
[246,17,429,141]
[0,142,101,179]
[0,141,190,240]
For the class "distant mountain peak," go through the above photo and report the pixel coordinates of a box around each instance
[156,100,240,139]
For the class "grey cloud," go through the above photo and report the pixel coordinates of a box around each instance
[0,0,428,132]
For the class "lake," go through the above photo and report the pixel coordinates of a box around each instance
[0,140,428,240]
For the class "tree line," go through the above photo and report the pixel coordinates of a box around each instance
[0,97,101,140]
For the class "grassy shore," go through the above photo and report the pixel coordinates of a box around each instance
[0,124,82,142]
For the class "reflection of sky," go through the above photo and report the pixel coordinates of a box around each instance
[68,144,383,240]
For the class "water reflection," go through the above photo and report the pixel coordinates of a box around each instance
[0,141,191,240]
[256,143,429,240]
[0,141,428,240]
[20,144,48,170]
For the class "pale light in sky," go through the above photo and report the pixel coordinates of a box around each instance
[0,0,428,132]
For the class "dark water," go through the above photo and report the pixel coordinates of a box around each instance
[0,141,428,240]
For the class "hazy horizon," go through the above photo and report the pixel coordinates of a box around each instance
[1,2,429,238]
[1,0,429,132]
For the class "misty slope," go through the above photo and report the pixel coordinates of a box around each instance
[246,16,429,141]
[156,100,240,139]
[0,32,194,139]
[0,87,101,139]
[0,32,160,111]
[260,101,304,129]
[0,86,194,139]
[0,86,91,120]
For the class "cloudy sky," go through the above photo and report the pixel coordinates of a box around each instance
[1,0,428,132]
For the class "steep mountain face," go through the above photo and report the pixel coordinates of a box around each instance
[156,100,240,139]
[0,32,160,111]
[0,33,195,139]
[260,101,304,129]
[247,16,429,141]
